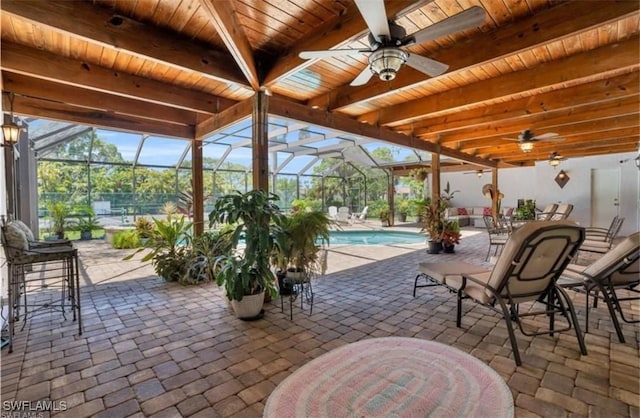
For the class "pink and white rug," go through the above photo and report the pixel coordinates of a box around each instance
[264,337,514,417]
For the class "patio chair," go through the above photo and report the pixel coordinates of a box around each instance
[351,206,369,223]
[335,206,351,224]
[559,232,639,343]
[1,221,82,353]
[483,215,510,261]
[550,203,573,220]
[417,221,586,366]
[578,216,624,259]
[536,203,558,221]
[583,216,624,242]
[7,218,72,249]
[328,206,338,220]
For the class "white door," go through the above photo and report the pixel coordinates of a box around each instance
[591,168,620,228]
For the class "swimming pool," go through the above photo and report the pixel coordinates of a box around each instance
[328,230,425,245]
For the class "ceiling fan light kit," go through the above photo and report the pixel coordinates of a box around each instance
[369,48,408,82]
[519,141,534,153]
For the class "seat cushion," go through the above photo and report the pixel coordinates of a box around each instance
[418,262,488,287]
[9,220,35,241]
[447,271,493,303]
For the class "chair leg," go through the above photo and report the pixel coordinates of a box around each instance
[496,297,522,366]
[556,286,588,356]
[485,245,491,262]
[456,291,463,328]
[596,282,626,343]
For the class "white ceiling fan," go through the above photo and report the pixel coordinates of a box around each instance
[503,130,565,153]
[298,1,486,86]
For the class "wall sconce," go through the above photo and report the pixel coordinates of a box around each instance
[1,92,21,147]
[555,170,570,188]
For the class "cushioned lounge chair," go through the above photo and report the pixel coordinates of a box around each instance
[416,221,586,366]
[559,232,639,343]
[578,216,624,259]
[536,203,558,221]
[550,203,573,220]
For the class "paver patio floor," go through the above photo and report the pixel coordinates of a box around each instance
[1,224,638,417]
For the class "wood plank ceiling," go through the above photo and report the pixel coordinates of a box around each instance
[1,0,638,169]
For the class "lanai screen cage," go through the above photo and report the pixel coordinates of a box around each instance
[25,115,433,232]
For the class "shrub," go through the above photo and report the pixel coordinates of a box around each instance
[113,230,141,249]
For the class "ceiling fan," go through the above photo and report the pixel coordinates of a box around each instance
[548,151,567,168]
[503,130,565,153]
[298,1,486,86]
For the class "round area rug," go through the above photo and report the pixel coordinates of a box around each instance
[264,337,514,418]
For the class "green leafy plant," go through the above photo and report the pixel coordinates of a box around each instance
[180,227,235,285]
[378,206,391,227]
[442,220,461,246]
[422,199,447,242]
[113,230,141,249]
[273,210,332,276]
[125,216,192,282]
[77,215,101,232]
[514,199,536,220]
[209,190,284,301]
[48,201,70,239]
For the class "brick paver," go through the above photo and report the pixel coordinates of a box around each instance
[1,227,638,417]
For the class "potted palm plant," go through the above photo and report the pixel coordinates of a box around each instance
[48,201,70,239]
[77,214,101,240]
[209,190,284,319]
[272,210,332,293]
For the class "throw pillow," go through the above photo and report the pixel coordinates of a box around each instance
[3,224,28,258]
[10,220,35,241]
[483,207,492,216]
[505,207,514,217]
[457,208,468,216]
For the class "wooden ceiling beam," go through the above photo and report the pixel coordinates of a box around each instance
[263,1,426,86]
[268,96,497,168]
[445,95,639,148]
[401,71,639,138]
[1,42,235,114]
[199,0,259,90]
[498,143,639,164]
[195,97,254,141]
[0,0,249,89]
[10,95,194,139]
[2,72,198,126]
[357,37,639,127]
[308,1,639,111]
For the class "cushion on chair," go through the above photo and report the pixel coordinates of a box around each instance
[418,262,488,287]
[3,223,29,259]
[447,270,492,298]
[483,207,491,216]
[10,220,35,241]
[582,232,640,285]
[485,221,582,302]
[457,208,468,216]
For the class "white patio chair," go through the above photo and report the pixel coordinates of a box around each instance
[335,206,351,224]
[328,206,338,219]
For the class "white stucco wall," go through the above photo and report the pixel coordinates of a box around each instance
[442,151,639,236]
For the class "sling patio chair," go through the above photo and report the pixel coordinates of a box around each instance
[577,216,625,260]
[535,203,558,221]
[483,215,510,261]
[550,203,574,220]
[559,232,639,343]
[417,221,586,366]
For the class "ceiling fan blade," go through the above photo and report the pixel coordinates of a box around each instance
[405,6,486,46]
[350,66,374,86]
[299,49,369,60]
[539,137,565,142]
[405,54,449,77]
[535,132,560,139]
[354,0,390,43]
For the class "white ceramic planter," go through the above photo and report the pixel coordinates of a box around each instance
[231,291,265,319]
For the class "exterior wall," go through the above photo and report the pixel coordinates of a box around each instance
[443,151,639,236]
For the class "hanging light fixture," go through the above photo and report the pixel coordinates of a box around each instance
[519,141,534,153]
[476,170,483,178]
[548,151,567,168]
[1,92,21,147]
[369,48,408,82]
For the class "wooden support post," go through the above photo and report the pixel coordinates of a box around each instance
[192,137,204,236]
[431,152,441,203]
[388,173,395,226]
[492,168,499,219]
[252,91,269,191]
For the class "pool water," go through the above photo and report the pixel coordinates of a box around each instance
[328,230,425,245]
